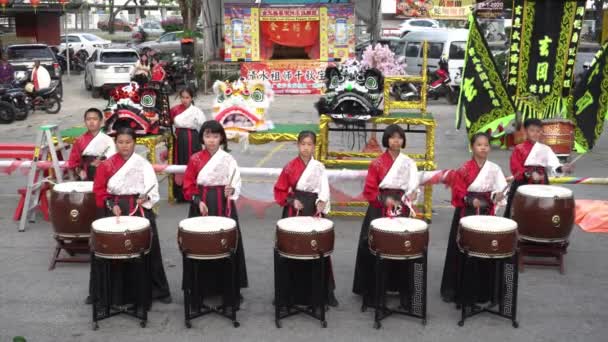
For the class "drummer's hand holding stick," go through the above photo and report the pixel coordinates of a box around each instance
[316,201,326,216]
[78,169,87,181]
[199,201,209,216]
[112,205,122,217]
[224,186,235,197]
[293,199,304,210]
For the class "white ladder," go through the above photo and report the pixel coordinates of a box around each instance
[18,124,66,232]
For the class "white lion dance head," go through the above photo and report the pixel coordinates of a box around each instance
[212,77,274,140]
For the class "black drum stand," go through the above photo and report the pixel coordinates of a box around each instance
[361,248,428,329]
[457,248,519,328]
[273,248,329,328]
[182,250,240,328]
[49,236,90,270]
[91,251,150,330]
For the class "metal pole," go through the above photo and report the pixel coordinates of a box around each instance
[65,11,70,79]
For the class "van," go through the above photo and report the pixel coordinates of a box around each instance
[399,29,469,88]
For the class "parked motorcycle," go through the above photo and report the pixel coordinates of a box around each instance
[0,81,29,120]
[164,54,198,93]
[52,47,87,74]
[0,100,16,124]
[392,58,457,104]
[23,81,62,114]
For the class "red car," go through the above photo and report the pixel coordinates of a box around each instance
[97,18,133,32]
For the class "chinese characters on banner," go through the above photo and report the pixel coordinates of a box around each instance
[572,43,608,152]
[224,6,256,62]
[241,61,330,95]
[506,0,585,118]
[456,14,516,139]
[396,0,477,18]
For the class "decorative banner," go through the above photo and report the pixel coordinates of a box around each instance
[456,13,516,139]
[224,6,255,62]
[259,7,320,21]
[572,43,608,152]
[326,4,355,61]
[241,60,329,95]
[396,0,475,19]
[506,0,586,119]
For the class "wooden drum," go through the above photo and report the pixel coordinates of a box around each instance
[48,181,97,239]
[369,217,429,260]
[178,216,238,260]
[541,119,574,156]
[458,216,518,258]
[276,216,334,259]
[91,216,151,259]
[512,184,575,243]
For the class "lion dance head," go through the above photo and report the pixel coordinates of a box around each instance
[104,82,171,136]
[212,78,274,140]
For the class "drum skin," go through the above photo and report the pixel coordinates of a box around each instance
[458,226,517,258]
[92,225,151,259]
[276,226,335,259]
[512,191,575,243]
[541,119,574,155]
[178,226,237,260]
[369,227,429,260]
[48,187,97,239]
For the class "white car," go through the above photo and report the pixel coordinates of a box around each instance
[84,48,139,98]
[399,18,440,36]
[139,20,164,35]
[59,33,111,59]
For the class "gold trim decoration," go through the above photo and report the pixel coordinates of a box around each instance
[248,133,300,145]
[383,41,428,114]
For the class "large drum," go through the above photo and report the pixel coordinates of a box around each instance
[541,119,574,156]
[178,216,238,260]
[276,216,334,259]
[369,217,429,260]
[458,216,518,258]
[512,184,575,243]
[48,181,96,239]
[91,216,151,259]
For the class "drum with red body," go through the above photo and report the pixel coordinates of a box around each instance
[458,215,518,258]
[541,119,575,156]
[368,217,429,260]
[91,216,151,259]
[178,216,238,260]
[48,181,96,239]
[276,216,335,259]
[512,185,575,243]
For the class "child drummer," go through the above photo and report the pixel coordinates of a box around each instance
[504,118,573,218]
[273,130,338,307]
[440,132,507,304]
[352,124,420,307]
[182,120,248,302]
[88,126,171,306]
[66,108,116,180]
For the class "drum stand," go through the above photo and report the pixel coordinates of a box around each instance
[273,248,328,328]
[182,250,240,328]
[362,249,428,329]
[457,248,519,328]
[518,240,568,274]
[91,252,150,330]
[48,236,90,270]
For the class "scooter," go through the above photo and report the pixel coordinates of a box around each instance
[24,80,62,114]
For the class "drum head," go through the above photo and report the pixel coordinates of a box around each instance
[371,217,428,232]
[277,216,333,232]
[92,216,150,232]
[53,181,94,193]
[460,215,517,232]
[179,216,236,232]
[517,184,572,198]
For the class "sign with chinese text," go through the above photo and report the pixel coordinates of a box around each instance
[260,7,320,21]
[396,0,475,19]
[506,0,586,118]
[224,6,259,62]
[456,13,516,139]
[572,43,608,152]
[241,60,331,95]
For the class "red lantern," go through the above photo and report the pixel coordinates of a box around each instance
[30,0,40,13]
[58,0,69,10]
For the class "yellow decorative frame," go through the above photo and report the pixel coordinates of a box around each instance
[316,114,436,220]
[383,41,429,114]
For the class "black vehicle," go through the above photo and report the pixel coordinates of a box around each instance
[0,81,29,120]
[164,54,198,93]
[52,46,87,74]
[0,100,16,124]
[6,44,63,99]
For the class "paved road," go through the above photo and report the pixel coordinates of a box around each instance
[0,75,607,342]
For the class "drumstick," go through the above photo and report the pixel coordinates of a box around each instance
[569,153,585,165]
[97,146,111,160]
